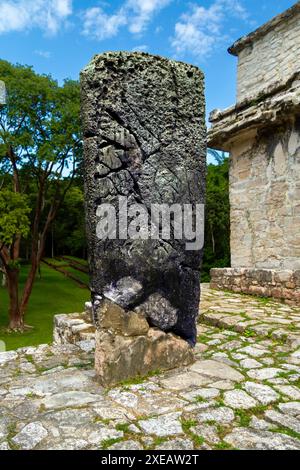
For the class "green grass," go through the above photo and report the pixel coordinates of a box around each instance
[100,438,123,450]
[214,441,234,450]
[0,263,89,351]
[43,257,68,267]
[115,423,131,433]
[118,369,162,387]
[62,256,88,267]
[63,266,89,285]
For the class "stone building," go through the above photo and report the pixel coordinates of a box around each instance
[208,2,300,304]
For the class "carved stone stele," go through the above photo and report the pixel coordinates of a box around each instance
[81,52,206,348]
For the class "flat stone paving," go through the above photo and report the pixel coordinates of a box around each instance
[1,284,300,450]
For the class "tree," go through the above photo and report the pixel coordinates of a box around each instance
[0,190,30,328]
[202,156,230,281]
[0,60,82,329]
[47,183,86,259]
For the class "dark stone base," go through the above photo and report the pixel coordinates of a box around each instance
[210,268,300,305]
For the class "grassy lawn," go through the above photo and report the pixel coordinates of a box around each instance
[63,256,89,267]
[0,263,89,351]
[63,266,89,285]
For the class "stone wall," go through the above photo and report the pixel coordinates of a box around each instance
[230,4,300,102]
[230,116,300,271]
[210,268,300,305]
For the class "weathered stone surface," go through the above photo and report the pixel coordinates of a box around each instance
[95,298,149,336]
[240,358,262,369]
[135,293,178,330]
[278,402,300,417]
[81,51,206,346]
[274,385,300,400]
[181,387,220,401]
[224,390,257,409]
[190,359,244,382]
[0,351,18,365]
[94,326,194,387]
[139,412,182,436]
[195,407,235,424]
[243,382,279,405]
[264,410,300,434]
[41,391,100,410]
[0,442,10,450]
[155,438,194,450]
[108,440,143,450]
[249,416,272,431]
[225,428,300,450]
[53,312,94,345]
[47,438,89,450]
[211,269,300,305]
[103,276,143,307]
[190,424,220,444]
[208,4,300,306]
[229,2,300,102]
[12,422,48,450]
[160,372,213,390]
[247,368,282,380]
[2,285,300,450]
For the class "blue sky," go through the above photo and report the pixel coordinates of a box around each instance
[0,0,297,118]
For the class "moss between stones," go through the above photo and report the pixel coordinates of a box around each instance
[272,427,300,440]
[115,423,131,433]
[100,437,124,450]
[118,369,162,387]
[214,441,235,450]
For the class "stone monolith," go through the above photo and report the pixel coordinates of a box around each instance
[81,52,206,383]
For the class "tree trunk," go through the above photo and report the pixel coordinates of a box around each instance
[20,231,46,316]
[210,220,215,254]
[7,267,23,330]
[20,252,38,317]
[2,272,7,288]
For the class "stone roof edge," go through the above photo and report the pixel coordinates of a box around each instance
[207,73,300,150]
[228,2,300,56]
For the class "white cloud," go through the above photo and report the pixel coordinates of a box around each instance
[127,0,172,34]
[132,44,148,52]
[82,6,127,41]
[82,0,172,40]
[0,0,72,35]
[34,50,51,59]
[171,0,248,60]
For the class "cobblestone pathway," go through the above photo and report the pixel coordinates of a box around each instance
[1,285,300,450]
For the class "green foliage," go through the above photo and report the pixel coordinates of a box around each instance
[202,157,230,281]
[181,418,197,433]
[52,184,86,257]
[118,369,162,387]
[0,59,82,326]
[0,263,88,350]
[0,59,81,170]
[100,438,123,450]
[115,423,130,433]
[0,189,30,244]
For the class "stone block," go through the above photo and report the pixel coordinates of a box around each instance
[95,301,194,387]
[95,299,149,337]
